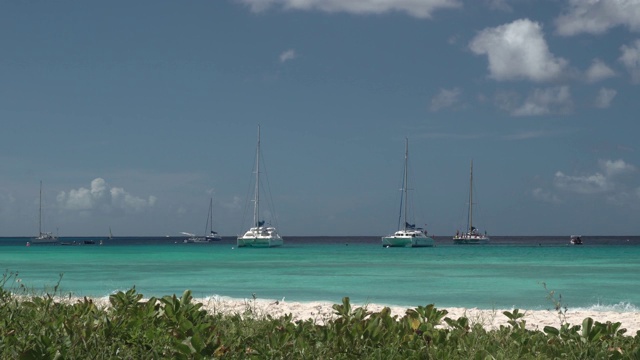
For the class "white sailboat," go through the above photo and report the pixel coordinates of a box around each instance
[453,161,490,245]
[33,181,58,244]
[382,138,434,248]
[237,126,283,248]
[205,197,222,241]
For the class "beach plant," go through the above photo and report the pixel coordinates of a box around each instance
[2,276,640,359]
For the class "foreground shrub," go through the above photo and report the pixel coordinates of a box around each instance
[0,275,639,359]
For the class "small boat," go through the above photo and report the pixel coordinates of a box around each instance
[382,138,434,248]
[453,161,490,245]
[33,181,59,244]
[204,197,222,241]
[570,235,583,245]
[182,232,209,244]
[237,126,283,248]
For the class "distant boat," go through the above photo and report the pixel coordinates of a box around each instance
[453,161,490,245]
[181,232,208,244]
[570,235,583,245]
[382,138,434,248]
[204,197,222,241]
[237,126,283,248]
[33,181,58,244]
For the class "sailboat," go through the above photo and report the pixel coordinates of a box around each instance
[453,161,490,245]
[382,138,435,248]
[205,197,222,241]
[237,126,283,248]
[33,181,58,244]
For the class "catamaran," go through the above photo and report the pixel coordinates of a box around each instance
[382,138,434,248]
[453,161,490,244]
[33,181,58,244]
[237,126,283,248]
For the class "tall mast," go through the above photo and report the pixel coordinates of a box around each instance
[39,180,43,235]
[403,138,409,231]
[253,125,261,228]
[468,160,473,232]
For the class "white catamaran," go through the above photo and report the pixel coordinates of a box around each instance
[453,161,490,245]
[33,181,58,244]
[382,138,434,248]
[237,126,283,248]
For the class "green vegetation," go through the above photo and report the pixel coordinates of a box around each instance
[1,272,639,359]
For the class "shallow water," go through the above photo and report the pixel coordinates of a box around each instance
[1,236,638,311]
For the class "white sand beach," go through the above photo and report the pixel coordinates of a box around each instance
[58,295,639,334]
[193,297,640,334]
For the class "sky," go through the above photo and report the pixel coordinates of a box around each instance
[1,0,640,237]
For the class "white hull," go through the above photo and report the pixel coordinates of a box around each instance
[32,233,58,244]
[237,227,282,247]
[453,234,490,245]
[382,234,434,248]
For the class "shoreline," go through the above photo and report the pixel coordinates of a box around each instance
[64,294,640,334]
[195,297,640,333]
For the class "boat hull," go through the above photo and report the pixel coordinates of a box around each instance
[381,236,434,248]
[237,237,283,248]
[453,236,490,245]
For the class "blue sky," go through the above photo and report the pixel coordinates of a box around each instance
[1,0,639,237]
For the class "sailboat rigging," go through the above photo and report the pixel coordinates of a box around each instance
[382,138,434,248]
[237,125,283,248]
[205,197,222,241]
[33,181,58,244]
[453,161,490,244]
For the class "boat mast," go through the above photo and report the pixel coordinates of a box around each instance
[468,160,473,233]
[403,138,409,231]
[39,180,43,236]
[253,126,261,228]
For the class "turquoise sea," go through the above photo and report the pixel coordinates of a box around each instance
[0,236,638,312]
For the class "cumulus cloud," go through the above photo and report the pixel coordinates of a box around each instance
[601,159,635,177]
[553,159,636,195]
[619,39,640,83]
[556,0,640,36]
[554,171,610,194]
[279,49,297,63]
[469,19,568,82]
[57,178,156,214]
[532,188,562,204]
[585,59,616,83]
[511,86,573,116]
[594,87,617,108]
[238,0,462,18]
[430,87,462,111]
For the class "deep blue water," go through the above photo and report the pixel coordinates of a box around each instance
[0,236,638,311]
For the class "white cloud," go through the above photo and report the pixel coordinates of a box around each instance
[619,39,640,83]
[57,178,156,214]
[585,59,615,83]
[553,159,636,195]
[279,49,297,63]
[469,19,568,82]
[238,0,462,18]
[556,0,640,36]
[601,159,635,177]
[554,171,610,194]
[430,87,462,111]
[511,86,573,116]
[594,87,617,108]
[532,188,562,204]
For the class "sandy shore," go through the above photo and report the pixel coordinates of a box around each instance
[193,297,640,334]
[56,295,639,334]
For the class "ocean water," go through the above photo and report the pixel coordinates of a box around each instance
[0,236,638,312]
